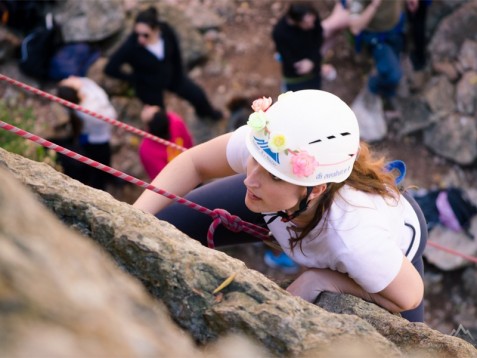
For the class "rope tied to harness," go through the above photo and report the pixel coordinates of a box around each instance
[207,209,244,249]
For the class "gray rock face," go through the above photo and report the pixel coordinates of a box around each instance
[421,1,477,164]
[0,148,476,356]
[316,293,477,357]
[428,0,477,64]
[54,0,125,42]
[423,113,477,165]
[0,164,200,357]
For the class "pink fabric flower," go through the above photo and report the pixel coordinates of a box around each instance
[251,96,272,112]
[290,151,319,178]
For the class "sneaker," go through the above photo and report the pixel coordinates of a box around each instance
[263,250,300,274]
[382,96,401,120]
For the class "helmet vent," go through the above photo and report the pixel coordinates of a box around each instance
[309,131,352,145]
[309,139,322,144]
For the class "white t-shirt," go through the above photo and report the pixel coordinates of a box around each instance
[76,78,116,144]
[226,126,421,293]
[146,39,165,60]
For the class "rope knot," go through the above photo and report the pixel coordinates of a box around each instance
[207,209,244,249]
[211,208,243,233]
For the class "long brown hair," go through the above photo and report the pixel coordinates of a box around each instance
[289,142,400,251]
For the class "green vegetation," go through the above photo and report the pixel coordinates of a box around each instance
[0,99,57,166]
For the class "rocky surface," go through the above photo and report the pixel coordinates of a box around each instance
[1,0,476,350]
[1,147,476,356]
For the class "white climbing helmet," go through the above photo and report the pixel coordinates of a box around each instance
[245,90,360,186]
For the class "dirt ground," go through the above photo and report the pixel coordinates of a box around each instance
[157,0,459,196]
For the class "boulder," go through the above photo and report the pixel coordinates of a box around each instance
[0,148,476,356]
[0,148,399,356]
[53,0,125,43]
[0,165,202,357]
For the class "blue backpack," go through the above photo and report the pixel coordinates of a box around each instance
[19,24,62,79]
[48,43,101,81]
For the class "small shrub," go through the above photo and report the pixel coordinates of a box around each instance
[0,99,57,166]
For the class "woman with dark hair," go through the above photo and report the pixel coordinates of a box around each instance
[104,7,222,122]
[272,2,324,92]
[56,76,115,190]
[138,105,193,180]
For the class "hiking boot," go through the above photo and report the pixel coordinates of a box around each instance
[382,96,398,112]
[382,96,401,120]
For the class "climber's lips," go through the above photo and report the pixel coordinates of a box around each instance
[246,189,261,201]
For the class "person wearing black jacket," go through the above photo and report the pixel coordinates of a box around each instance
[104,7,221,121]
[272,2,324,92]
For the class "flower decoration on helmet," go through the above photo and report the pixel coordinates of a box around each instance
[251,96,272,112]
[290,151,319,178]
[245,90,360,186]
[268,132,287,153]
[247,95,320,180]
[247,111,268,132]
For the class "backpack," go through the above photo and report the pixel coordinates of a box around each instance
[19,14,62,79]
[414,187,477,239]
[444,188,477,238]
[48,43,100,81]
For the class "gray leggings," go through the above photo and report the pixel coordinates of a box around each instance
[157,175,428,322]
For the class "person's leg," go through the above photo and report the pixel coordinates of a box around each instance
[400,191,428,322]
[407,1,429,71]
[368,42,402,98]
[83,142,111,190]
[169,76,222,120]
[135,87,166,107]
[157,174,265,247]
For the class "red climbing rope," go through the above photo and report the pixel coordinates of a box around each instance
[0,73,186,152]
[0,120,271,248]
[1,75,476,264]
[427,240,477,264]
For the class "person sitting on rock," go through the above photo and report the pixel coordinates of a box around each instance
[138,105,193,180]
[104,6,222,122]
[132,90,428,322]
[272,2,325,92]
[56,76,116,190]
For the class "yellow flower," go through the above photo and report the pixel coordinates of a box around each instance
[247,111,268,132]
[268,132,287,153]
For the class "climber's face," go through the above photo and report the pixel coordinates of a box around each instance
[243,157,306,214]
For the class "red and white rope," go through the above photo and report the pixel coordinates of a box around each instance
[0,74,186,152]
[0,120,271,248]
[1,75,476,264]
[427,240,477,264]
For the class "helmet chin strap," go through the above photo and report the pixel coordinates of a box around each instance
[266,187,314,224]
